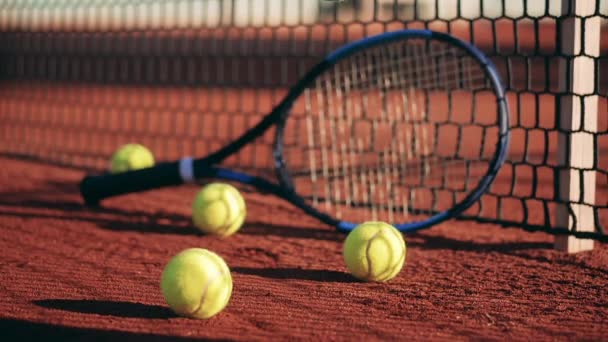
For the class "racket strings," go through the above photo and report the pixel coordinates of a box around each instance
[327,44,490,94]
[286,38,499,221]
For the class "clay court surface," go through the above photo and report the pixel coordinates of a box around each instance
[0,152,607,340]
[1,69,608,342]
[1,81,607,340]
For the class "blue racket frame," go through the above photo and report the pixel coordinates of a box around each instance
[80,29,510,234]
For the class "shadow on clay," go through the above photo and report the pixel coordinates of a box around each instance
[0,179,338,239]
[0,317,223,341]
[232,266,357,283]
[241,222,342,242]
[0,182,200,236]
[34,299,175,319]
[406,233,553,252]
[0,203,200,236]
[407,232,608,276]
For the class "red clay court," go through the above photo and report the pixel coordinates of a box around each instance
[1,156,607,341]
[1,1,608,341]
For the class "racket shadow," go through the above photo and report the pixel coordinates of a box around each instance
[0,180,341,239]
[0,179,199,235]
[0,198,199,236]
[232,266,356,283]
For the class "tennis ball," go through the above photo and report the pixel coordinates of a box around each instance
[343,221,406,282]
[160,248,233,319]
[109,143,155,173]
[192,183,246,237]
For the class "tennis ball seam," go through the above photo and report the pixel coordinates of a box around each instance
[374,237,405,282]
[207,196,241,235]
[161,248,232,319]
[192,184,245,236]
[362,226,405,282]
[189,253,229,317]
[215,199,234,236]
[376,227,406,282]
[190,270,223,316]
[370,235,398,281]
[364,230,382,280]
[386,251,406,281]
[222,188,245,234]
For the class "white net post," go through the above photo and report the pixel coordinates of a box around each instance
[555,0,600,253]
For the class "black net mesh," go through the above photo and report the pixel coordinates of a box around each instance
[0,0,606,241]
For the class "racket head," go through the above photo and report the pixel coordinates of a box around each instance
[273,29,510,233]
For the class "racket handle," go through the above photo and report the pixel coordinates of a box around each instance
[80,161,184,206]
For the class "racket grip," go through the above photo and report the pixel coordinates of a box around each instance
[80,161,184,206]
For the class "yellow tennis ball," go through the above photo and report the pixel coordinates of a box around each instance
[110,143,155,173]
[343,221,406,282]
[192,183,246,237]
[160,248,233,319]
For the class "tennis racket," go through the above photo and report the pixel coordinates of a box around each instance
[80,29,510,233]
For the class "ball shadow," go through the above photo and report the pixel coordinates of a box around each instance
[34,299,175,319]
[0,318,225,342]
[242,222,343,242]
[232,266,356,283]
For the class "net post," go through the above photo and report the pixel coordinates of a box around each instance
[555,0,600,253]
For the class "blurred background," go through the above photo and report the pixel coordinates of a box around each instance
[0,0,606,239]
